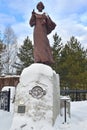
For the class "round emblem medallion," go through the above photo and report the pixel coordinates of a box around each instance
[29,86,46,99]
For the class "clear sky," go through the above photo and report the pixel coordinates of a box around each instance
[0,0,87,48]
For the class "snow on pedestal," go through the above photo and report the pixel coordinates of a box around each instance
[10,63,60,130]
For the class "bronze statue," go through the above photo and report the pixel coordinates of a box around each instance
[29,2,56,65]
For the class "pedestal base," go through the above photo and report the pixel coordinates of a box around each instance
[10,63,60,130]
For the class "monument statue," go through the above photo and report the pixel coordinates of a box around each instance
[9,3,59,129]
[29,2,56,65]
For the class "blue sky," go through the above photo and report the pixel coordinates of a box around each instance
[0,0,87,48]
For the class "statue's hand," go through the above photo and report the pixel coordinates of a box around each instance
[32,9,35,15]
[43,13,47,19]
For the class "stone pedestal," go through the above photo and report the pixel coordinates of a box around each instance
[10,63,60,130]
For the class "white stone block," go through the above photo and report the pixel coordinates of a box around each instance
[10,63,60,130]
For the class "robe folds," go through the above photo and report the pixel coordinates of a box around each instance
[29,12,56,64]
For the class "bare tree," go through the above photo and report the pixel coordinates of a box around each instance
[2,26,18,74]
[0,32,6,75]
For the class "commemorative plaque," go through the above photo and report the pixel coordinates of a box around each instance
[18,105,25,113]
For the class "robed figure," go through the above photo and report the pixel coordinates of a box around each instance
[29,2,56,65]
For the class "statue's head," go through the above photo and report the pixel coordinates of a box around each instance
[36,2,45,12]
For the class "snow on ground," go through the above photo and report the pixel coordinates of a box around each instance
[55,101,87,130]
[0,110,13,130]
[0,101,87,130]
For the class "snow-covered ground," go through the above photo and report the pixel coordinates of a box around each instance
[0,64,87,130]
[0,101,87,130]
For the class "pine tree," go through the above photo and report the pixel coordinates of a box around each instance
[51,33,63,72]
[60,36,87,89]
[17,36,34,73]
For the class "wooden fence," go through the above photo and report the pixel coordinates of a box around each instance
[0,75,19,90]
